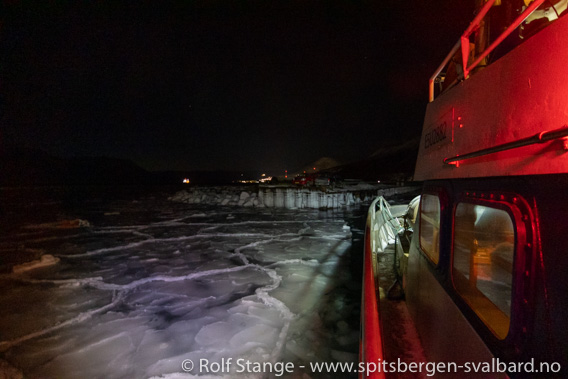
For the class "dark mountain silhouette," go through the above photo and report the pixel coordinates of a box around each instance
[1,147,262,186]
[317,138,419,183]
[1,147,151,185]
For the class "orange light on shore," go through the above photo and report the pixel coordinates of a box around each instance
[182,178,190,184]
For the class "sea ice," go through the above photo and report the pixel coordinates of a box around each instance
[12,254,60,273]
[0,190,367,378]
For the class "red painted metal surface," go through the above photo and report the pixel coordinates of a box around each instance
[416,14,568,180]
[360,226,386,379]
[428,0,546,101]
[443,125,568,164]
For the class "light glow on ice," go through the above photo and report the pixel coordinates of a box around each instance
[12,254,60,274]
[0,193,362,378]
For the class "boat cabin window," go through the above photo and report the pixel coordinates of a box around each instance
[419,194,441,264]
[452,202,515,340]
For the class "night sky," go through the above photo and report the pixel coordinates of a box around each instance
[1,1,473,174]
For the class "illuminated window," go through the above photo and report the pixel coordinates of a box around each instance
[453,203,515,339]
[419,194,441,264]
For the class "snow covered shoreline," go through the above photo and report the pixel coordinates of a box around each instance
[169,184,418,209]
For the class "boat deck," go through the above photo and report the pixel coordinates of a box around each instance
[375,243,428,378]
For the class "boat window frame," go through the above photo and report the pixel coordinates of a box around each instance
[450,191,530,341]
[418,189,445,266]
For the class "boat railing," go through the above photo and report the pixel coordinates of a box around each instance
[429,0,546,102]
[368,196,404,254]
